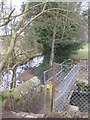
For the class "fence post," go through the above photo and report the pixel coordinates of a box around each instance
[51,62,55,112]
[86,59,88,71]
[80,59,81,69]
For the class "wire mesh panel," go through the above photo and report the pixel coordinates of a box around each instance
[44,59,89,114]
[44,61,69,112]
[44,59,74,84]
[44,67,53,84]
[70,64,89,113]
[55,64,79,111]
[70,89,89,112]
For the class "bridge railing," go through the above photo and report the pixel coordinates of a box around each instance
[55,63,79,111]
[44,59,89,113]
[44,59,75,84]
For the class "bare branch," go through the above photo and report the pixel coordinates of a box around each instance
[61,3,69,40]
[45,8,88,28]
[0,8,15,27]
[48,11,87,29]
[0,1,48,73]
[8,8,15,20]
[18,12,43,36]
[2,2,47,19]
[9,49,34,61]
[0,1,29,72]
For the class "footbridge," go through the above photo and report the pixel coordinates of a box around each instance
[44,59,85,112]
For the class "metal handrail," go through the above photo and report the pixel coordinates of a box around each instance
[44,59,74,84]
[55,63,79,102]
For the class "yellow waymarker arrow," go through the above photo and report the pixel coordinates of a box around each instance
[46,84,50,89]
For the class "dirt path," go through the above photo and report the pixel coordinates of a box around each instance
[2,109,45,118]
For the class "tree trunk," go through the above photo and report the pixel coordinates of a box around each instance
[10,69,14,89]
[49,24,56,67]
[13,68,16,88]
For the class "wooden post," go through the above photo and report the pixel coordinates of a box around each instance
[80,59,81,69]
[86,59,88,71]
[51,62,55,112]
[45,81,52,114]
[71,59,73,67]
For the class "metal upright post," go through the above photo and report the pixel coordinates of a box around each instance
[51,62,55,112]
[71,59,73,67]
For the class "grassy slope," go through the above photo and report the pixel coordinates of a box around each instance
[70,43,89,60]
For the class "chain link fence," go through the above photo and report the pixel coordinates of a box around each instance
[69,64,89,113]
[55,63,79,111]
[44,59,74,84]
[44,59,89,114]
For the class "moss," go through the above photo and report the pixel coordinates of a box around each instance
[32,96,37,103]
[40,86,43,94]
[26,106,31,112]
[9,88,15,93]
[2,99,7,108]
[2,95,6,102]
[0,90,9,102]
[13,76,40,99]
[2,90,9,98]
[15,98,20,102]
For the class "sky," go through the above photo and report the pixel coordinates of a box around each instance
[0,0,88,15]
[7,0,26,14]
[5,0,88,14]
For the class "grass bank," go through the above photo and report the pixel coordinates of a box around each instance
[70,43,89,60]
